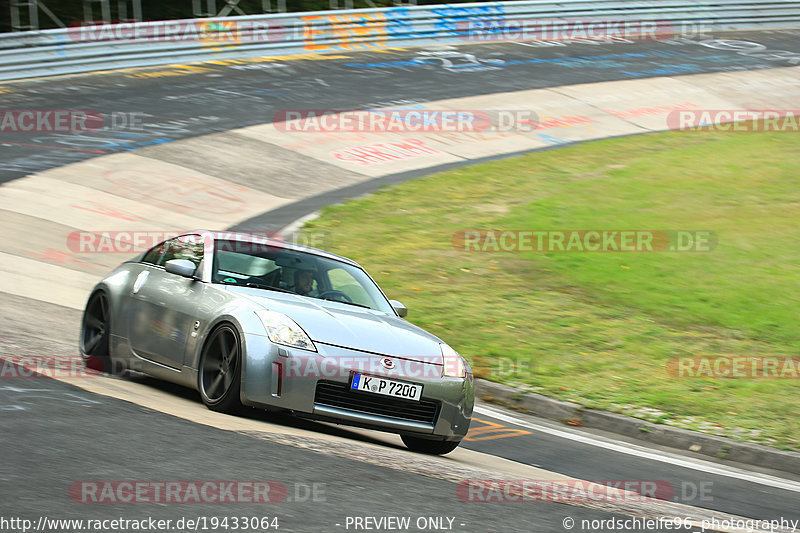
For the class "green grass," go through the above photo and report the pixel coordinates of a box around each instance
[302,130,800,451]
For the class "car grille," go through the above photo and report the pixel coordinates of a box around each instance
[314,381,440,425]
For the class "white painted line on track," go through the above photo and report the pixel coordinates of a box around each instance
[475,404,800,494]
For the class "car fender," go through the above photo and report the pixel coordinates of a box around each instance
[84,267,135,360]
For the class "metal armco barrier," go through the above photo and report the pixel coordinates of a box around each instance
[1,0,799,81]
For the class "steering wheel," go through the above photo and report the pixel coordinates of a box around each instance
[317,290,353,303]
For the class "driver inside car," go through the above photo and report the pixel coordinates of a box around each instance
[291,269,317,297]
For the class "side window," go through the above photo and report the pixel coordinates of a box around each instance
[160,238,184,266]
[150,235,204,272]
[327,268,370,306]
[142,241,167,265]
[173,236,204,269]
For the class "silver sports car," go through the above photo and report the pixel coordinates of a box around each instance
[80,231,473,454]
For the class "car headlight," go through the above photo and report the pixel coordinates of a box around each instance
[441,343,466,378]
[256,310,317,352]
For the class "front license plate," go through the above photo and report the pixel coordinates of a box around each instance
[351,373,422,402]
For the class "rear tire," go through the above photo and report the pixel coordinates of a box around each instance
[198,324,243,414]
[401,435,461,455]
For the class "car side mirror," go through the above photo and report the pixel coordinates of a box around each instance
[390,300,408,318]
[165,259,197,278]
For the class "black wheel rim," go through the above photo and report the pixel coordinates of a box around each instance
[201,327,239,403]
[82,293,109,356]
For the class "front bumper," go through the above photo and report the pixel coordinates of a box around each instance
[240,334,473,440]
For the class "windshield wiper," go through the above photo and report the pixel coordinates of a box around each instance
[320,298,372,310]
[244,282,295,294]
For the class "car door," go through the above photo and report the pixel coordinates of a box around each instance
[127,235,205,369]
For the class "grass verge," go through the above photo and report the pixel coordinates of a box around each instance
[303,129,800,452]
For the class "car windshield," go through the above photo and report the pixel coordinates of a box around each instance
[211,239,394,313]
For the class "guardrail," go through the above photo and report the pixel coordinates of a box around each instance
[1,0,799,81]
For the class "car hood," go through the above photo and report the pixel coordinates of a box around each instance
[228,287,444,362]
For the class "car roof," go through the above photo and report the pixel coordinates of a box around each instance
[190,230,360,268]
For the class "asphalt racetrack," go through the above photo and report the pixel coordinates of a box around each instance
[2,31,800,182]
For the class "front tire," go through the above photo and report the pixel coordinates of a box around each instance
[198,324,243,413]
[80,291,121,374]
[401,435,461,455]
